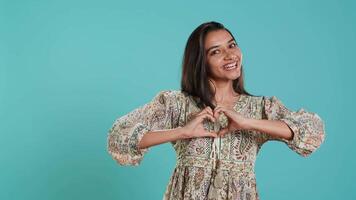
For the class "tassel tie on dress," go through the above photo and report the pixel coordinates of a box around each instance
[207,113,228,200]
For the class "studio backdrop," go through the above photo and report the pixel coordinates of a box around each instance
[1,0,355,199]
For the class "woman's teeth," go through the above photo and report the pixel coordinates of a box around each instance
[223,62,237,70]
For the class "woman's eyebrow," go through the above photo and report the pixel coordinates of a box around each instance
[206,38,235,53]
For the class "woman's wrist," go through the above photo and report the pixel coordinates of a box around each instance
[173,127,190,139]
[240,118,255,130]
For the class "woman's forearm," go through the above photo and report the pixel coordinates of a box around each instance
[138,127,186,149]
[243,119,294,140]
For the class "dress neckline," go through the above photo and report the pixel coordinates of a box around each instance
[185,92,247,111]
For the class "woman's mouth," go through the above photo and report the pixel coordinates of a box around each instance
[222,62,238,71]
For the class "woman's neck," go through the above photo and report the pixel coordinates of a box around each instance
[209,79,240,106]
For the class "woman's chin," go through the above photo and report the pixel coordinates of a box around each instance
[226,71,240,80]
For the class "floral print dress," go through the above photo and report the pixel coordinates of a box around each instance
[107,90,325,200]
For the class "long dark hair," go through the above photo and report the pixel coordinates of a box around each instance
[181,21,254,109]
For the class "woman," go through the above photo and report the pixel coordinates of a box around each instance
[107,21,325,200]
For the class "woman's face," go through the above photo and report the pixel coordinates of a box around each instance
[204,29,242,81]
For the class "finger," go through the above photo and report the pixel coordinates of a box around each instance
[197,109,207,116]
[209,132,218,138]
[206,106,214,117]
[218,128,229,137]
[213,106,220,118]
[214,107,225,118]
[203,131,218,138]
[198,106,212,116]
[191,111,200,119]
[198,113,216,123]
[215,107,233,119]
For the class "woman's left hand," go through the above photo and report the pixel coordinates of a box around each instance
[213,104,249,137]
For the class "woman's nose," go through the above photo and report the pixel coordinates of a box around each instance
[224,51,237,60]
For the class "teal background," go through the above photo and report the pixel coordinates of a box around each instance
[1,0,355,199]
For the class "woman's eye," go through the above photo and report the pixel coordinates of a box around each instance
[230,43,237,48]
[211,50,220,55]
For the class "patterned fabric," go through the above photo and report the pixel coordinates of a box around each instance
[107,90,325,200]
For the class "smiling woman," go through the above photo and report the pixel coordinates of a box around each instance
[107,21,326,200]
[205,30,242,78]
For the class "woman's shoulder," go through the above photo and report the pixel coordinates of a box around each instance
[154,89,185,97]
[154,89,188,104]
[245,94,291,111]
[241,94,281,109]
[242,94,264,103]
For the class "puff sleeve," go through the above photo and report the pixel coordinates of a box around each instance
[107,90,179,166]
[260,96,326,157]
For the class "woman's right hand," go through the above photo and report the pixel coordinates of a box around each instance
[180,106,218,139]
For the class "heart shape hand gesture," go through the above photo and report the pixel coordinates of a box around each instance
[213,104,248,137]
[180,104,248,139]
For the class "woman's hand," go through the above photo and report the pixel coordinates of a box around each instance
[213,104,249,137]
[180,106,218,139]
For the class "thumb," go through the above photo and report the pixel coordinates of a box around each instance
[205,131,218,138]
[218,128,229,137]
